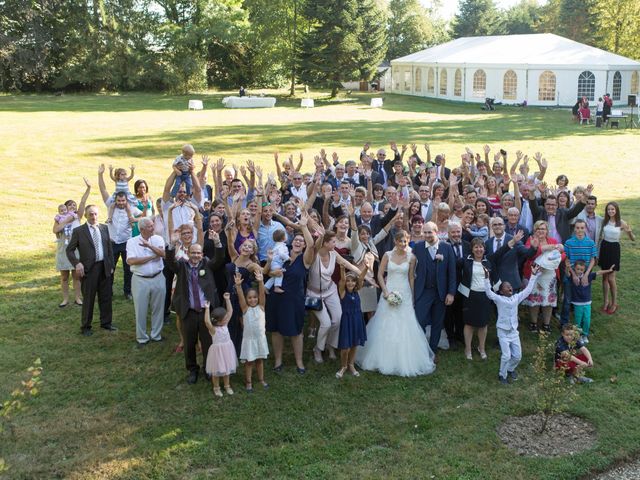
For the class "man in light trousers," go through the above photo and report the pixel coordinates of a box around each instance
[126,217,166,345]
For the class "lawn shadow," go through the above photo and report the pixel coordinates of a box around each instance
[92,116,615,159]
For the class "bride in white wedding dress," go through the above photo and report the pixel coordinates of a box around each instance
[356,231,436,377]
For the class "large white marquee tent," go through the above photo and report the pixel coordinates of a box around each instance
[390,33,640,106]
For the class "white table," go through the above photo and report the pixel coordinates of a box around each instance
[222,96,276,108]
[300,98,314,108]
[188,100,203,110]
[370,98,383,108]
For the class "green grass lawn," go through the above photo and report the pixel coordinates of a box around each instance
[0,91,639,479]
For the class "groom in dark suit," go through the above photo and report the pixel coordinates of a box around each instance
[414,221,457,354]
[66,204,115,336]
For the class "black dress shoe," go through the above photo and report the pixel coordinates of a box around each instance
[187,371,199,384]
[101,325,118,331]
[81,330,93,337]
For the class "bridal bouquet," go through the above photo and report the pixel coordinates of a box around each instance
[386,291,402,306]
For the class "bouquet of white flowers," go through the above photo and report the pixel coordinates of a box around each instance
[386,291,402,306]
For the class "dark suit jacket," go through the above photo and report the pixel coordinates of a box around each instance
[165,247,225,319]
[356,206,397,237]
[66,223,114,275]
[529,198,585,243]
[414,240,457,302]
[484,235,536,290]
[447,239,471,284]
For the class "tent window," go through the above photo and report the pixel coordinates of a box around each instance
[538,71,556,101]
[473,69,486,98]
[393,70,400,90]
[503,70,517,100]
[404,71,411,91]
[612,71,622,101]
[427,68,434,93]
[415,68,422,92]
[632,71,639,94]
[454,69,462,97]
[440,69,448,95]
[577,71,595,101]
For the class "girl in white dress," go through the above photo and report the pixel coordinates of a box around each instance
[235,271,269,392]
[356,231,436,377]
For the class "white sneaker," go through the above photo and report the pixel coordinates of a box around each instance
[581,335,589,344]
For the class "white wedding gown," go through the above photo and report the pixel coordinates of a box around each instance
[356,257,436,377]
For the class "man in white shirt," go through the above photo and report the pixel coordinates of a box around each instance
[98,166,143,299]
[127,217,166,346]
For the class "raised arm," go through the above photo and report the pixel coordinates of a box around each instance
[98,164,110,203]
[162,170,177,203]
[77,176,91,218]
[234,272,248,314]
[295,152,304,172]
[203,301,215,335]
[126,165,135,181]
[299,211,315,268]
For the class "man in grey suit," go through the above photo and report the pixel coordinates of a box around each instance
[66,205,116,336]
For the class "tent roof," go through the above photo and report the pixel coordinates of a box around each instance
[391,34,640,69]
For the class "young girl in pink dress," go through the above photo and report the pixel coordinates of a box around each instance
[204,294,238,397]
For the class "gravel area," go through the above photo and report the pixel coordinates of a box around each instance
[497,413,597,457]
[591,458,640,480]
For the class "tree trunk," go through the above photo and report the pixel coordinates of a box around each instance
[331,85,339,97]
[289,0,297,96]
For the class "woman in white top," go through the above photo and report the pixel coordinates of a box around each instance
[598,202,635,314]
[53,178,90,307]
[308,231,361,364]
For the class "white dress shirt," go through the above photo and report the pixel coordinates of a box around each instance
[126,235,165,276]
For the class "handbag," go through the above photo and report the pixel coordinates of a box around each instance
[304,296,323,311]
[304,257,324,311]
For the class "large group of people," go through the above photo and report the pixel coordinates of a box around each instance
[55,142,635,394]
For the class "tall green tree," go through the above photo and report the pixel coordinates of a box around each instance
[387,0,442,60]
[451,0,505,38]
[244,0,307,93]
[556,0,597,45]
[590,0,640,60]
[503,0,542,35]
[299,0,386,97]
[357,0,388,80]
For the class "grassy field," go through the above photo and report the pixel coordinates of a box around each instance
[0,90,639,479]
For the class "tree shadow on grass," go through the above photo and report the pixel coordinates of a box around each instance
[92,116,613,160]
[0,91,375,113]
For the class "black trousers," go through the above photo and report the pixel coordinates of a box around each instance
[444,292,465,343]
[111,241,132,295]
[182,309,213,373]
[80,261,113,331]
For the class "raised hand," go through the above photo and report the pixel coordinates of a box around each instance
[483,144,490,155]
[513,229,525,244]
[83,176,91,188]
[208,230,220,243]
[332,152,339,164]
[424,144,430,153]
[254,270,264,283]
[390,142,398,152]
[401,144,407,152]
[216,157,225,172]
[234,272,243,286]
[201,155,209,167]
[363,143,370,152]
[98,164,105,175]
[246,159,255,172]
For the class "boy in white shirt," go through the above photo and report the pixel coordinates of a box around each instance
[484,264,541,384]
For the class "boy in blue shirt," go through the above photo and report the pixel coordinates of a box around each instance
[565,259,614,343]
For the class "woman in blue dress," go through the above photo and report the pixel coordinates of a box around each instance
[265,212,315,374]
